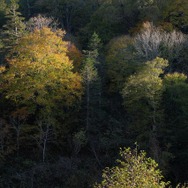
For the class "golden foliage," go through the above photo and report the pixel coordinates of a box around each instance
[0,27,82,112]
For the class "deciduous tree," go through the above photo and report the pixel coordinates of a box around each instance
[94,147,169,188]
[0,27,82,114]
[122,57,168,160]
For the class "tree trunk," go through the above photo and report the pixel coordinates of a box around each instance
[42,124,49,162]
[86,79,90,131]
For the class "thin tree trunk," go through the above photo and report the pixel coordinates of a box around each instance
[86,79,90,131]
[0,120,4,153]
[150,103,160,162]
[16,128,20,156]
[42,125,49,162]
[91,145,102,167]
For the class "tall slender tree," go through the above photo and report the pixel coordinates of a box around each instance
[82,33,101,130]
[81,33,103,165]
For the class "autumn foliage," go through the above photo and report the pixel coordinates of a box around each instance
[0,27,82,112]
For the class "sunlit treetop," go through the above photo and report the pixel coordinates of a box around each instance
[0,27,82,113]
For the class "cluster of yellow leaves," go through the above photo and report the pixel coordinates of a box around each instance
[95,147,170,188]
[164,72,187,85]
[0,27,82,112]
[0,66,5,74]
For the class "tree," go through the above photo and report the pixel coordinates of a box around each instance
[122,57,168,161]
[163,73,188,181]
[82,32,102,131]
[162,0,188,33]
[66,42,83,72]
[94,147,169,188]
[82,58,98,131]
[26,14,58,31]
[0,28,82,160]
[106,35,136,92]
[81,32,104,166]
[134,22,186,71]
[1,0,26,49]
[34,0,98,33]
[87,1,123,42]
[0,27,82,114]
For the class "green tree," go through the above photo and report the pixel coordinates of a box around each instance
[94,147,169,188]
[122,57,168,161]
[82,57,98,131]
[81,32,104,165]
[106,35,136,92]
[82,32,102,130]
[1,0,26,49]
[162,0,188,33]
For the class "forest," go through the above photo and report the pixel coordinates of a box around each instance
[0,0,188,187]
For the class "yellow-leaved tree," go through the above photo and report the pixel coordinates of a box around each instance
[0,27,82,113]
[0,27,82,161]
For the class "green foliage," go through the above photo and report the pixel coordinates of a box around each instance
[82,32,101,84]
[0,0,188,186]
[88,3,122,42]
[176,183,188,188]
[88,32,101,59]
[122,57,168,125]
[106,35,136,92]
[162,0,188,33]
[122,57,168,160]
[81,32,102,133]
[2,0,26,49]
[94,147,170,188]
[82,58,98,84]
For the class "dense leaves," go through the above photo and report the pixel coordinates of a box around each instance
[0,0,188,187]
[95,147,169,188]
[0,27,82,113]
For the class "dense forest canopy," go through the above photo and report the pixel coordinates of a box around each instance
[0,0,188,187]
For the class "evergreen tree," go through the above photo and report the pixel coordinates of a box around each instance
[81,32,104,165]
[82,32,102,131]
[2,0,26,50]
